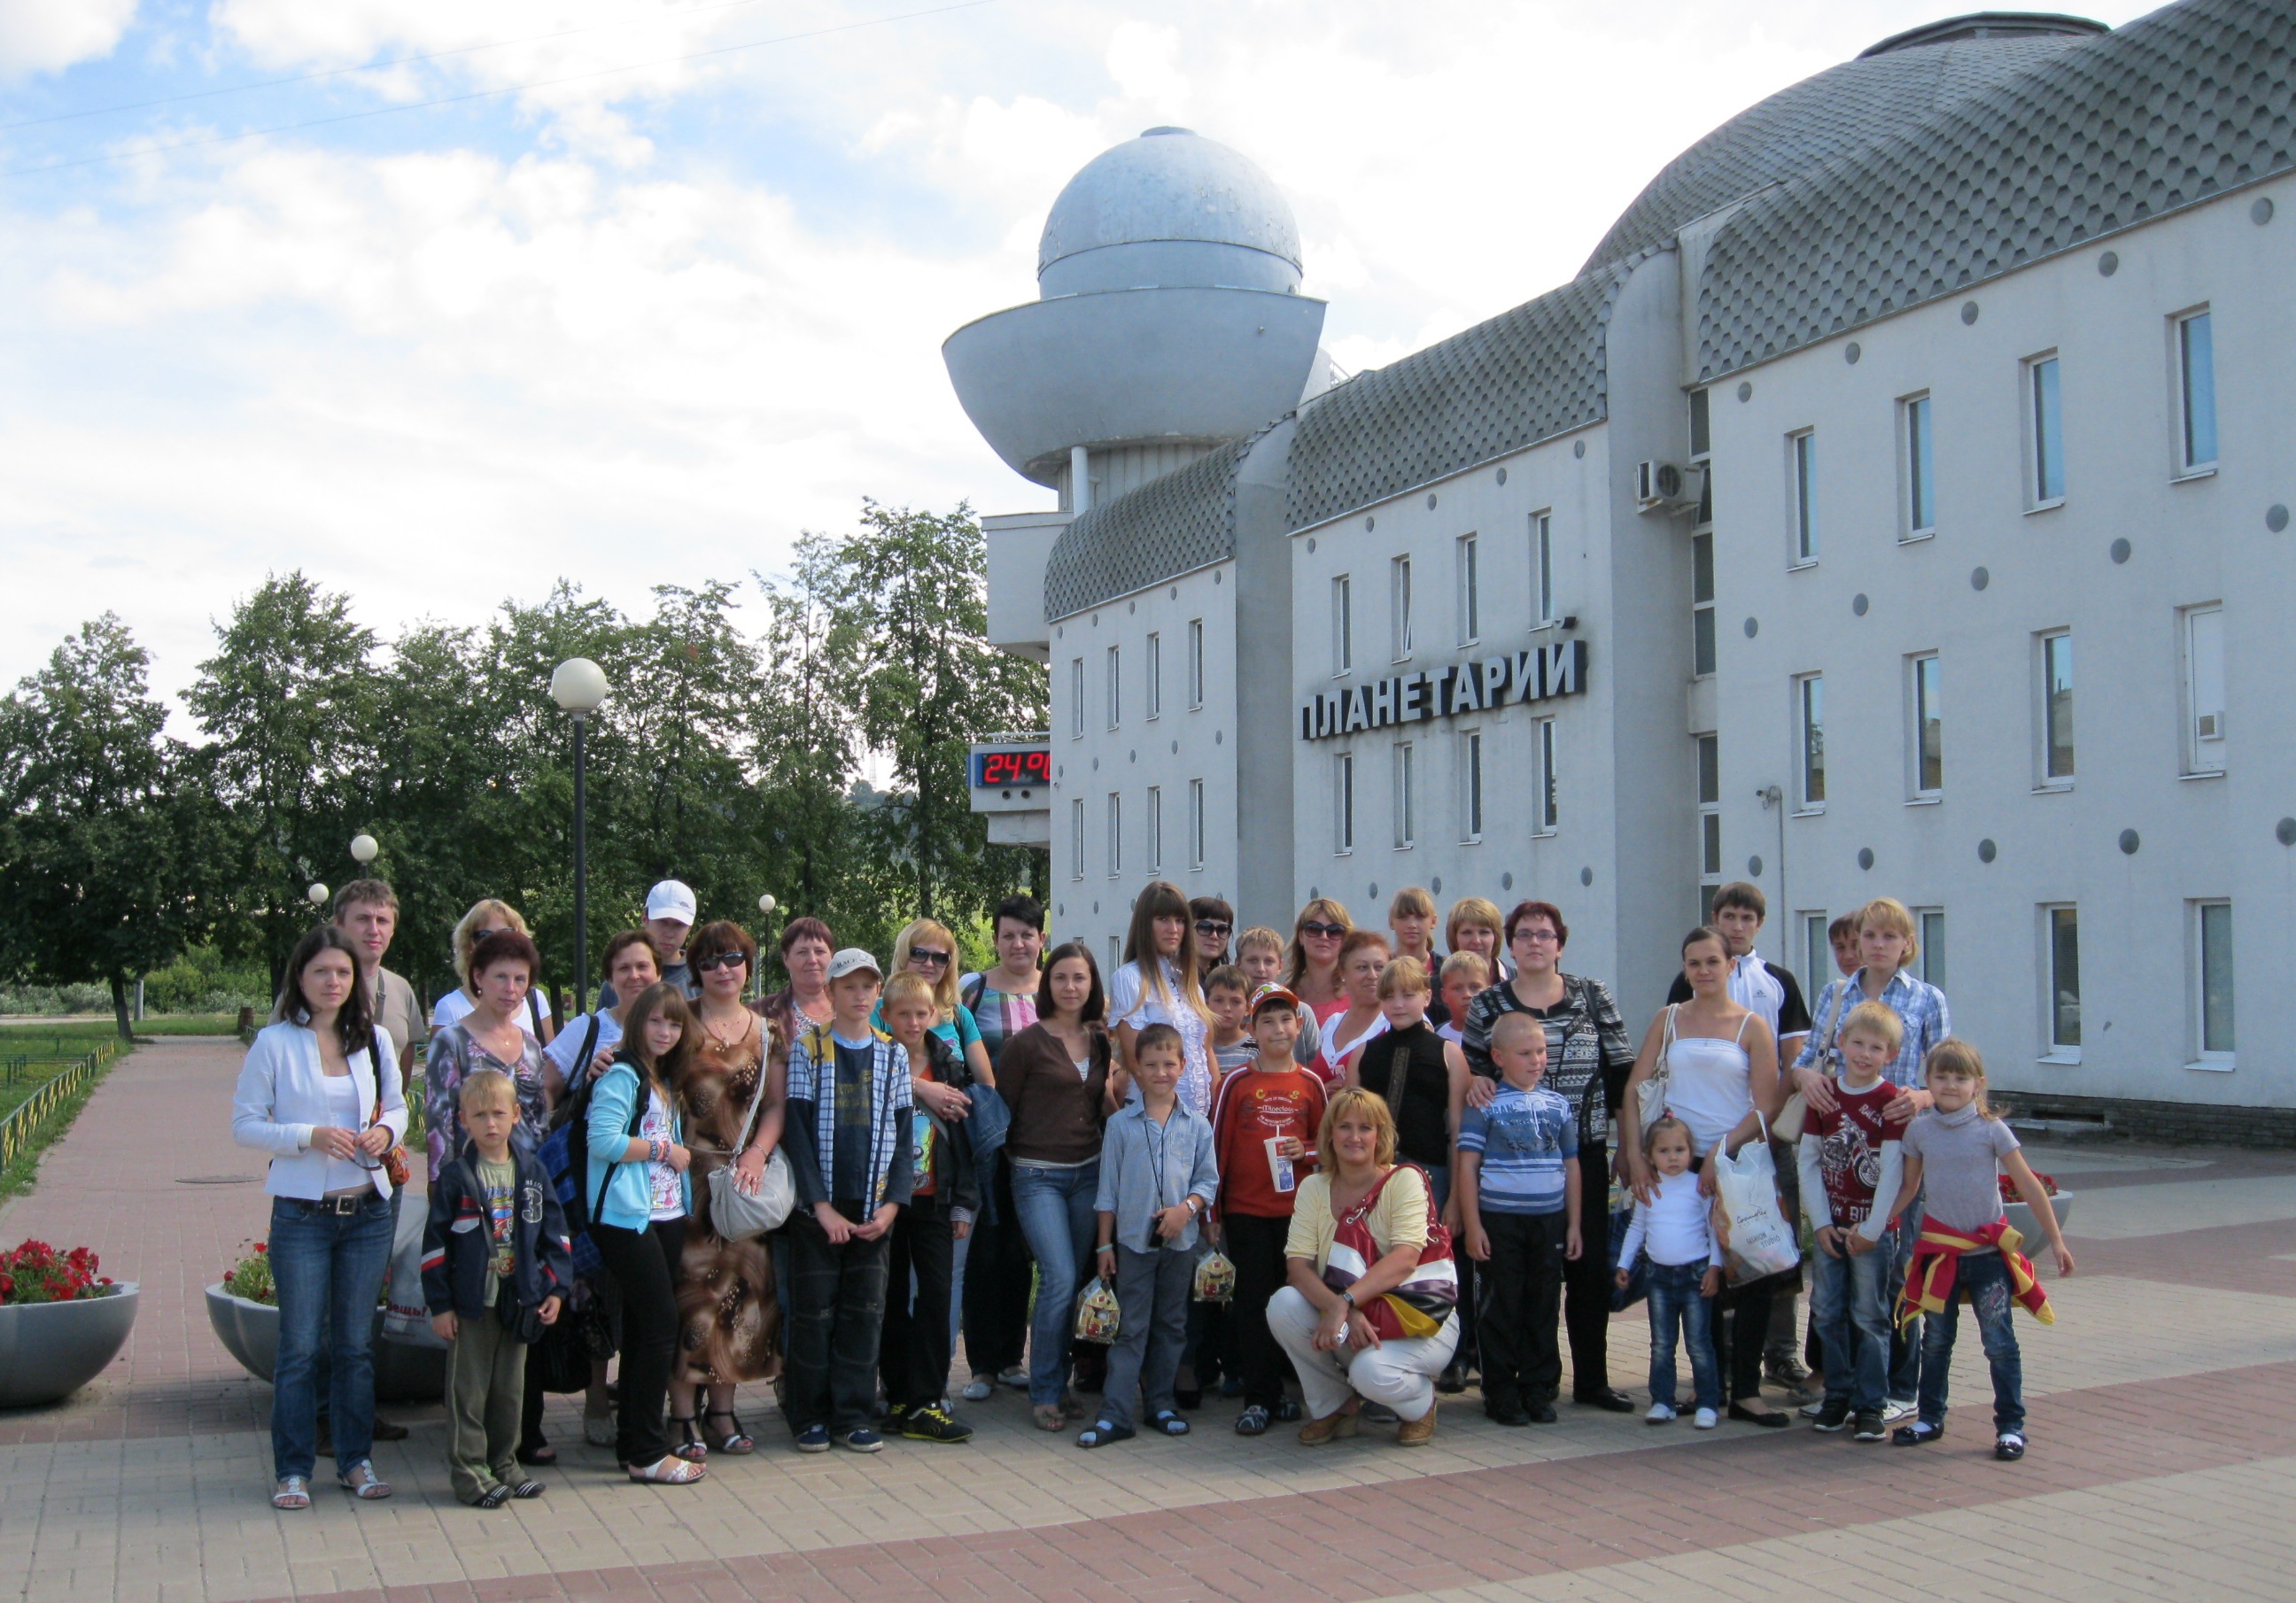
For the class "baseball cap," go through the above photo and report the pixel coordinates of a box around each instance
[645,879,698,925]
[826,948,882,983]
[1248,981,1302,1018]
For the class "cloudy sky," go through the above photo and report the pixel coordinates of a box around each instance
[0,0,2152,702]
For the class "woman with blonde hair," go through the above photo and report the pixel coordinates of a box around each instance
[883,917,996,1096]
[1108,880,1214,1115]
[431,899,555,1044]
[1445,897,1509,987]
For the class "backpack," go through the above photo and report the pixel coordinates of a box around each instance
[538,1018,644,1274]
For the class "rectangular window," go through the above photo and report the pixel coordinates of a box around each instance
[1904,393,1935,536]
[1069,797,1084,879]
[1146,785,1162,871]
[1912,653,1943,796]
[1108,935,1121,975]
[1789,429,1818,561]
[2178,309,2218,471]
[1106,793,1122,878]
[1918,909,1946,993]
[1105,646,1121,730]
[1455,534,1480,644]
[2184,604,2225,774]
[1392,743,1416,848]
[2029,354,2065,504]
[1460,731,1484,842]
[1189,778,1206,870]
[1331,576,1353,676]
[2047,905,2081,1053]
[1534,719,1559,832]
[1796,673,1826,809]
[2196,900,2234,1059]
[2041,631,2075,781]
[1803,912,1831,991]
[1334,753,1355,854]
[1696,732,1720,897]
[1532,512,1556,624]
[1188,619,1205,709]
[1068,657,1084,739]
[1390,555,1414,662]
[1688,388,1711,461]
[1144,631,1161,720]
[1692,531,1716,676]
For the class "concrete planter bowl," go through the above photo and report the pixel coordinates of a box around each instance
[0,1285,140,1408]
[2005,1192,2074,1251]
[205,1286,446,1404]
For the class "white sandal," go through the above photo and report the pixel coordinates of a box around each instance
[337,1460,392,1500]
[271,1475,311,1510]
[625,1453,706,1484]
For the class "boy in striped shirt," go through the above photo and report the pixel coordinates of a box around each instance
[1456,1012,1581,1427]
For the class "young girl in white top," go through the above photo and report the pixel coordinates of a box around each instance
[1614,1116,1724,1427]
[1109,880,1215,1117]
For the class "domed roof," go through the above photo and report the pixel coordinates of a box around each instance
[1039,128,1301,282]
[1579,13,2106,273]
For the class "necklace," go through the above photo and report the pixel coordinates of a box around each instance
[701,1006,754,1053]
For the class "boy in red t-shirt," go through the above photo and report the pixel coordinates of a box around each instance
[1796,1000,1911,1442]
[1209,983,1329,1437]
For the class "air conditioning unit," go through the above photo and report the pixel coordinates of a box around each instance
[1635,460,1697,515]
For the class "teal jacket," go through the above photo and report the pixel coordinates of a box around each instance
[585,1058,691,1232]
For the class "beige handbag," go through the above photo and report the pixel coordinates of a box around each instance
[1634,1005,1678,1135]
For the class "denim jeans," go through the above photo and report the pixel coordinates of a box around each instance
[784,1207,892,1435]
[1916,1249,2025,1433]
[1642,1258,1720,1413]
[268,1190,395,1481]
[1810,1235,1894,1413]
[1887,1193,1924,1398]
[1008,1159,1099,1406]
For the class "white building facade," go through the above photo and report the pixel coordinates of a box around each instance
[949,3,2296,1127]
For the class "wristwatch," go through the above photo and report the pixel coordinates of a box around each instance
[1339,1290,1357,1310]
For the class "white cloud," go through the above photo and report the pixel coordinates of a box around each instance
[0,0,139,80]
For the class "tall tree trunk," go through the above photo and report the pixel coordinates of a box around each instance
[110,970,134,1042]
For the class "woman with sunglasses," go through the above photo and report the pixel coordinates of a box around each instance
[668,920,785,1460]
[430,900,556,1045]
[880,918,996,1098]
[1284,898,1354,1080]
[1189,896,1235,974]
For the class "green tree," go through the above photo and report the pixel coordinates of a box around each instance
[0,616,214,1038]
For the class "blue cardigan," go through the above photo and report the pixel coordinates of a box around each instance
[584,1059,690,1232]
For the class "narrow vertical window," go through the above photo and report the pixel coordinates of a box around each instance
[1691,531,1716,676]
[1904,393,1935,536]
[1105,646,1121,730]
[2030,355,2065,503]
[2178,309,2217,471]
[1146,786,1162,871]
[1391,555,1413,662]
[1803,912,1830,989]
[1696,733,1720,910]
[2047,906,2081,1052]
[1534,719,1559,832]
[1532,512,1555,624]
[1912,654,1943,796]
[2042,631,2075,781]
[1796,673,1825,808]
[2184,605,2225,774]
[1108,935,1121,974]
[1069,657,1084,739]
[1106,793,1121,878]
[1919,910,1946,992]
[2197,901,2234,1058]
[1069,797,1084,879]
[1331,577,1353,676]
[1460,731,1484,843]
[1144,631,1161,720]
[1456,535,1479,644]
[1187,619,1205,709]
[1789,429,1818,561]
[1687,388,1711,461]
[1334,753,1355,854]
[1392,743,1415,848]
[1189,778,1206,870]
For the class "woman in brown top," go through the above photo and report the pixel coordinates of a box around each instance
[996,941,1113,1430]
[669,920,786,1460]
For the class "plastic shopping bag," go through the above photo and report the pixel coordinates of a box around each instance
[1710,1116,1802,1287]
[380,1197,448,1350]
[1193,1249,1237,1304]
[1074,1277,1121,1344]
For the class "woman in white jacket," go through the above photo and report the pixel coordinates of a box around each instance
[232,925,408,1511]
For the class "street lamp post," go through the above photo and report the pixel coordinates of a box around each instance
[550,659,611,1015]
[756,894,777,999]
[350,833,379,869]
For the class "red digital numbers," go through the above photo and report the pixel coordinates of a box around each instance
[975,749,1051,787]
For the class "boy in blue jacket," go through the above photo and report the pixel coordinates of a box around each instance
[423,1070,573,1506]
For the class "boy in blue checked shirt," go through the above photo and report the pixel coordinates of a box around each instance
[1080,1023,1219,1448]
[1455,1012,1580,1426]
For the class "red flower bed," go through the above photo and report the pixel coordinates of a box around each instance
[1998,1171,2059,1200]
[0,1239,119,1305]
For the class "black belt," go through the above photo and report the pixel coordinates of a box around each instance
[306,1192,374,1215]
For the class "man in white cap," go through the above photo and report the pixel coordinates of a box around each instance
[599,879,700,1008]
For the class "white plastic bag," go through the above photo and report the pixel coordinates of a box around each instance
[381,1196,447,1349]
[1710,1113,1801,1287]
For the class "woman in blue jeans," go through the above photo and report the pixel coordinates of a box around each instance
[991,944,1113,1430]
[231,925,409,1510]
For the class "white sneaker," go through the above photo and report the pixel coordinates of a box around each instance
[997,1366,1030,1390]
[1693,1408,1719,1429]
[961,1376,994,1402]
[1645,1402,1678,1424]
[1881,1398,1916,1423]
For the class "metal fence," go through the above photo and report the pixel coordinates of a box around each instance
[0,1039,121,1172]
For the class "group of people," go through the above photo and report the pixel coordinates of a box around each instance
[229,870,2073,1512]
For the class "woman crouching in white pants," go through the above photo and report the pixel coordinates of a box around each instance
[1268,1087,1460,1445]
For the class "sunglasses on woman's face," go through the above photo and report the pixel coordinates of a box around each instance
[909,949,952,968]
[1299,921,1346,940]
[695,951,749,973]
[1194,920,1231,938]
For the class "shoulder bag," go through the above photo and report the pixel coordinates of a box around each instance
[366,1027,412,1189]
[704,1066,795,1241]
[1634,1004,1679,1137]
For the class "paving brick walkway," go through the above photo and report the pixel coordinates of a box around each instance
[3,1039,2292,1603]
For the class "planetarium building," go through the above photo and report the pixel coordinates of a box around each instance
[945,1,2296,1128]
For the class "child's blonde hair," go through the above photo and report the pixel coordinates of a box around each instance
[1641,1113,1693,1157]
[1236,925,1286,962]
[458,1067,518,1115]
[1376,955,1430,999]
[1439,950,1491,990]
[1490,1012,1544,1056]
[1924,1038,1997,1119]
[881,970,937,1017]
[1858,897,1920,964]
[1839,1000,1904,1053]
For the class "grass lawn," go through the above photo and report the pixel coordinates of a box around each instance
[0,1013,242,1042]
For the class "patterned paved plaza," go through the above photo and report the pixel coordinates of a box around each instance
[4,1037,2292,1603]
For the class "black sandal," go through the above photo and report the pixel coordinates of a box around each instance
[1727,1401,1790,1429]
[477,1484,513,1509]
[510,1479,547,1498]
[1149,1410,1190,1437]
[670,1414,708,1462]
[704,1408,755,1455]
[1994,1432,2026,1461]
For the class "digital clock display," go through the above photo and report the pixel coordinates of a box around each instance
[972,748,1051,788]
